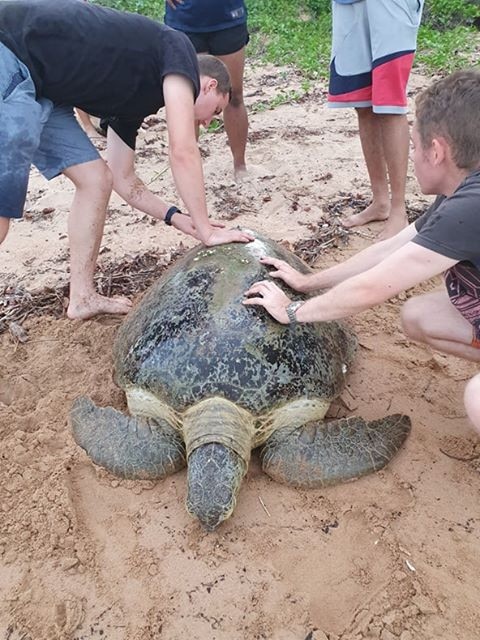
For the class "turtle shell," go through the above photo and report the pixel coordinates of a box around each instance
[113,232,356,415]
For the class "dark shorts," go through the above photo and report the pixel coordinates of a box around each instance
[184,23,249,56]
[0,42,100,219]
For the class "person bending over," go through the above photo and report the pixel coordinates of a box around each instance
[0,0,253,320]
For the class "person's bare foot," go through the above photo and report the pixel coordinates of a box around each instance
[67,293,132,320]
[342,201,390,229]
[234,164,248,182]
[376,213,408,241]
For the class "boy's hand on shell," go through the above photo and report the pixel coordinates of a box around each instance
[243,280,291,324]
[260,257,308,292]
[204,228,254,246]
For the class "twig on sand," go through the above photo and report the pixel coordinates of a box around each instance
[0,246,186,335]
[258,495,271,517]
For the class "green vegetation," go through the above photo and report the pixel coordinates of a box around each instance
[94,0,164,20]
[94,0,479,76]
[245,0,479,76]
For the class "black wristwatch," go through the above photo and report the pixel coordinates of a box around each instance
[286,301,304,325]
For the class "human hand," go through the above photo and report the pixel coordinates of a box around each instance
[260,257,310,292]
[242,280,291,324]
[203,228,255,246]
[166,0,183,8]
[171,213,224,239]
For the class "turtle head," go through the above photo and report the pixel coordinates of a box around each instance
[186,443,247,530]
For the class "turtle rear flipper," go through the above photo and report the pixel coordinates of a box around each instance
[70,396,186,479]
[186,443,246,530]
[261,414,411,488]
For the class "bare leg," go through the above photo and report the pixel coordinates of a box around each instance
[218,48,248,179]
[377,113,409,240]
[343,110,409,240]
[63,159,132,319]
[343,107,390,230]
[464,373,480,435]
[401,289,480,361]
[0,216,10,244]
[75,108,101,139]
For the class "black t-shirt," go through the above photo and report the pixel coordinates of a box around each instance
[0,0,200,148]
[413,170,480,334]
[413,170,480,270]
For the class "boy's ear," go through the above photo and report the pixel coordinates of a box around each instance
[431,136,448,165]
[205,77,218,92]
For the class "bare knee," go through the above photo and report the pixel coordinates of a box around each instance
[355,106,373,121]
[0,217,11,245]
[67,159,113,196]
[228,89,244,110]
[400,298,428,343]
[464,374,480,435]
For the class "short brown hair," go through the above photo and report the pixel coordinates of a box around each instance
[197,54,231,95]
[415,69,480,170]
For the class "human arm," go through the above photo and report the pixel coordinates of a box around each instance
[260,222,418,293]
[243,241,458,324]
[166,0,182,8]
[106,125,207,239]
[163,74,253,245]
[106,104,251,244]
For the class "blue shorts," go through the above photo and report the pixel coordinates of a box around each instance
[0,42,100,219]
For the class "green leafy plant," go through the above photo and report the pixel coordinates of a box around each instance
[422,0,478,30]
[93,0,163,19]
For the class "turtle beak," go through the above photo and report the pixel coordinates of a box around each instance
[186,443,246,530]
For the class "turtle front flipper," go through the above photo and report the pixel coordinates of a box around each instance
[70,396,186,479]
[186,443,246,530]
[261,414,411,488]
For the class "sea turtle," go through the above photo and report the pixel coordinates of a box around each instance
[70,231,410,530]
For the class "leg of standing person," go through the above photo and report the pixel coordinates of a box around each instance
[329,0,423,240]
[63,159,132,319]
[0,217,10,244]
[464,373,480,435]
[354,106,390,223]
[188,24,249,179]
[75,108,100,138]
[32,104,132,319]
[218,46,248,179]
[365,0,422,239]
[350,107,410,239]
[376,112,410,239]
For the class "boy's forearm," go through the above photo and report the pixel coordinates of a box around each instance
[304,236,402,292]
[113,172,169,221]
[169,147,213,243]
[296,272,389,323]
